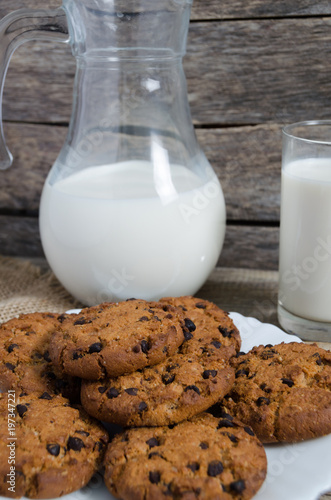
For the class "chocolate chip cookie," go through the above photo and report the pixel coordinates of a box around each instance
[160,296,241,353]
[81,306,238,426]
[49,300,187,380]
[223,342,331,443]
[0,392,108,499]
[104,411,267,500]
[0,312,80,401]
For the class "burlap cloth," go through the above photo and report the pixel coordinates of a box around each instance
[0,256,82,324]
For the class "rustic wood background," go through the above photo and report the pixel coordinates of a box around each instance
[1,0,331,270]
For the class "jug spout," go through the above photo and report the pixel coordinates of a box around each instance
[63,0,193,59]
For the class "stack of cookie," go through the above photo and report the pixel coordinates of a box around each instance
[49,297,267,499]
[2,296,330,499]
[0,297,269,500]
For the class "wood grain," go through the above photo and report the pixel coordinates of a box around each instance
[1,18,331,125]
[1,0,331,22]
[0,122,282,221]
[191,0,331,20]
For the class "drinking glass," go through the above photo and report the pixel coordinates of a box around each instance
[278,120,331,341]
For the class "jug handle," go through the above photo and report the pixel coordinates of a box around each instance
[0,8,69,170]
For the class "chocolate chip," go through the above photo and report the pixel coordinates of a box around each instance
[162,373,175,385]
[125,388,138,396]
[195,302,206,309]
[5,363,16,372]
[166,364,179,372]
[244,426,255,436]
[67,436,85,451]
[72,351,83,360]
[89,342,103,354]
[261,349,277,359]
[32,352,43,360]
[207,460,223,477]
[141,340,151,354]
[139,316,149,322]
[146,437,160,448]
[313,353,323,365]
[256,396,270,406]
[208,405,232,419]
[57,314,67,323]
[211,341,222,349]
[76,430,90,436]
[187,462,200,472]
[230,479,246,493]
[203,370,217,379]
[165,314,173,319]
[43,351,52,363]
[183,330,193,341]
[265,344,273,348]
[163,484,173,497]
[217,419,235,429]
[107,387,119,399]
[132,344,141,353]
[7,344,19,353]
[74,317,87,325]
[98,386,107,393]
[184,385,200,395]
[149,452,162,459]
[200,442,209,449]
[16,404,28,417]
[184,318,196,332]
[281,378,294,387]
[139,402,148,412]
[236,351,246,357]
[39,392,52,400]
[149,471,160,484]
[218,326,232,338]
[223,432,238,443]
[46,444,60,456]
[94,441,105,452]
[235,368,249,378]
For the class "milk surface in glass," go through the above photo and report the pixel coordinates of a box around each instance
[40,161,226,305]
[278,157,331,322]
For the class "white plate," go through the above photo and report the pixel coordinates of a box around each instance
[2,313,331,500]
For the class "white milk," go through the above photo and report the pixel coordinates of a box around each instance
[39,161,226,305]
[278,158,331,322]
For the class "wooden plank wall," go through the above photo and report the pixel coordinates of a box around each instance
[1,1,331,269]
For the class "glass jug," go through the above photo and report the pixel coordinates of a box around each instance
[0,0,226,305]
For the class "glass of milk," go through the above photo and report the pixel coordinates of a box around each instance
[278,120,331,341]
